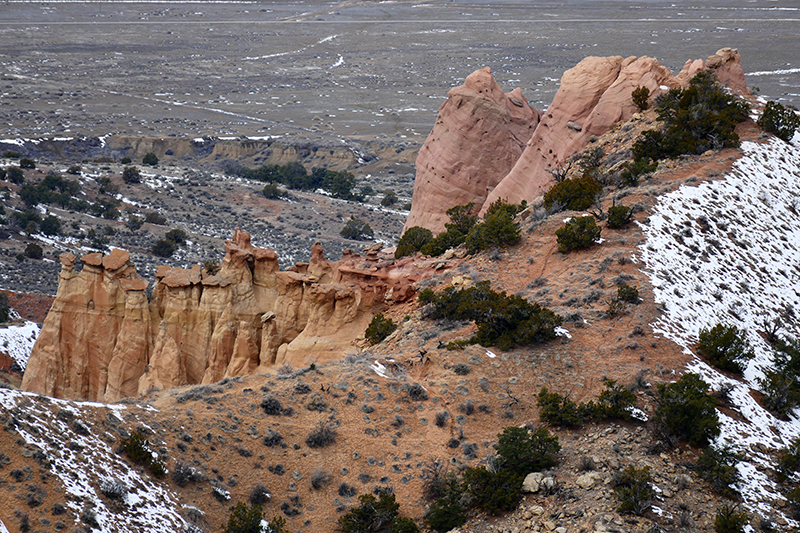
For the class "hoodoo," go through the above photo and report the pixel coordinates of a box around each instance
[21,229,432,402]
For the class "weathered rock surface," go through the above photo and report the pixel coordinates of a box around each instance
[22,229,432,402]
[404,67,539,234]
[407,49,750,227]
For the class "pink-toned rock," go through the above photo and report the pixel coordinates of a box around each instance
[404,67,538,234]
[102,248,130,271]
[480,50,750,214]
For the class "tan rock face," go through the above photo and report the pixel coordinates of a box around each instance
[22,231,437,402]
[407,50,750,226]
[404,67,539,234]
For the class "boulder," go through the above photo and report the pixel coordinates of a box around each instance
[522,472,544,493]
[576,472,605,490]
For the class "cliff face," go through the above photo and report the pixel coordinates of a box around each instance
[403,67,539,234]
[406,48,750,227]
[22,230,426,402]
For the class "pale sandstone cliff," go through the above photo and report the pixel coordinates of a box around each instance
[406,48,749,227]
[403,67,539,234]
[22,230,429,402]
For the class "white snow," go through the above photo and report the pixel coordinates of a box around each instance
[0,518,9,533]
[485,350,497,359]
[639,133,800,520]
[0,389,186,532]
[0,321,40,371]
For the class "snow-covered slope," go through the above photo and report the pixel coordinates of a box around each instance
[640,132,800,518]
[0,320,40,371]
[0,389,187,532]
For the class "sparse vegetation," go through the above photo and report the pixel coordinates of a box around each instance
[696,445,741,498]
[759,337,800,419]
[652,373,720,447]
[464,199,524,254]
[224,502,263,533]
[632,71,749,162]
[365,313,397,344]
[543,173,603,213]
[305,421,337,448]
[607,204,633,228]
[495,426,560,472]
[538,379,638,427]
[338,492,419,533]
[613,465,654,516]
[420,280,562,350]
[556,216,601,253]
[340,217,374,241]
[632,85,651,111]
[697,324,754,374]
[143,152,159,166]
[714,505,748,533]
[122,166,142,184]
[395,226,433,258]
[119,431,166,478]
[758,100,800,142]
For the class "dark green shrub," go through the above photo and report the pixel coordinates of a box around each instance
[543,173,603,213]
[365,313,397,344]
[759,338,800,418]
[3,150,20,158]
[142,152,159,166]
[420,229,465,257]
[7,166,24,185]
[127,215,144,231]
[616,283,640,303]
[463,466,523,515]
[620,157,657,186]
[145,211,167,225]
[152,239,176,258]
[40,216,61,236]
[395,226,433,258]
[556,216,601,253]
[122,166,142,184]
[165,228,187,245]
[19,157,35,169]
[67,165,81,175]
[224,502,263,533]
[785,488,800,520]
[465,199,523,254]
[119,431,166,478]
[444,202,478,235]
[0,292,10,323]
[262,182,282,199]
[632,85,650,111]
[758,100,800,142]
[696,445,741,498]
[381,191,398,206]
[537,387,583,428]
[697,324,754,374]
[453,363,471,375]
[652,373,720,447]
[120,156,132,164]
[424,494,466,533]
[338,492,419,533]
[421,281,562,350]
[495,426,560,472]
[340,217,374,241]
[776,436,800,482]
[607,204,633,228]
[714,505,748,533]
[595,379,638,420]
[633,71,749,162]
[613,465,654,516]
[24,243,43,259]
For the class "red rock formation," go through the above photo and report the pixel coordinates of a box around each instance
[404,67,539,234]
[22,230,439,402]
[407,49,750,227]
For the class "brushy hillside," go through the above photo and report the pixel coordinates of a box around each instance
[2,101,800,533]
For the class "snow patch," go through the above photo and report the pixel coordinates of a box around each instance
[0,321,40,371]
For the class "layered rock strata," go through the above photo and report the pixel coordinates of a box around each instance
[22,229,427,402]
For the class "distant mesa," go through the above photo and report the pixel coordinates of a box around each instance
[405,48,749,231]
[21,229,431,402]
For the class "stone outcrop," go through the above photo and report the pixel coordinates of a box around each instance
[407,49,750,227]
[404,67,539,234]
[22,230,432,402]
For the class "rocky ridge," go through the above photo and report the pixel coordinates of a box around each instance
[406,48,749,230]
[21,229,434,403]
